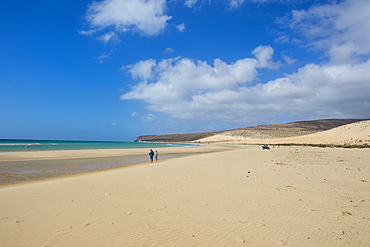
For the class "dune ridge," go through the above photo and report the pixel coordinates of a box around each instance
[197,120,370,146]
[135,119,367,142]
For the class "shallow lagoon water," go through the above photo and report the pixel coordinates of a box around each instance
[0,139,200,186]
[0,153,195,186]
[0,139,195,152]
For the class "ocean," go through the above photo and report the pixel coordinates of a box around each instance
[0,139,194,152]
[0,139,198,186]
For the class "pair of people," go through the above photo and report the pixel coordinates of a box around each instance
[149,149,158,163]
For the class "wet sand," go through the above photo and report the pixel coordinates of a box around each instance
[0,144,236,187]
[0,155,149,186]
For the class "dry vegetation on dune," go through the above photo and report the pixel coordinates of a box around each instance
[198,120,370,147]
[215,119,368,140]
[135,119,368,143]
[218,128,318,140]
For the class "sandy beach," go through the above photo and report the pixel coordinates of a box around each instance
[0,142,369,246]
[1,121,370,246]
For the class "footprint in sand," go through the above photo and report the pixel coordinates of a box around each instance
[54,230,69,236]
[341,211,352,216]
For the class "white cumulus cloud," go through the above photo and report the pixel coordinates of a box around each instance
[118,0,370,127]
[124,59,157,81]
[176,23,186,32]
[82,0,171,43]
[284,0,370,63]
[121,43,370,125]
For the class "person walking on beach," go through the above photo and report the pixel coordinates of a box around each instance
[149,149,154,163]
[155,150,158,161]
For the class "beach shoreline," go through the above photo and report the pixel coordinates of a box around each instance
[0,144,239,188]
[0,143,235,161]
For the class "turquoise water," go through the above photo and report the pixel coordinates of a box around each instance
[0,139,195,152]
[0,139,200,186]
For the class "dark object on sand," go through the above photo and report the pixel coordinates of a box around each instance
[262,145,270,150]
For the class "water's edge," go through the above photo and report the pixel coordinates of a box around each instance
[0,153,199,187]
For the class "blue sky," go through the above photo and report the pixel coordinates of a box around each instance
[1,0,370,141]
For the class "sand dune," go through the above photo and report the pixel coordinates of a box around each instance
[135,119,366,142]
[197,120,370,146]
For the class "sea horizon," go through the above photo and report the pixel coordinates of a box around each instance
[0,139,196,152]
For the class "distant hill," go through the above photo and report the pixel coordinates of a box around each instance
[135,131,221,143]
[134,119,368,142]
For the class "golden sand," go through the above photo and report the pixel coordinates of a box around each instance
[0,122,369,246]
